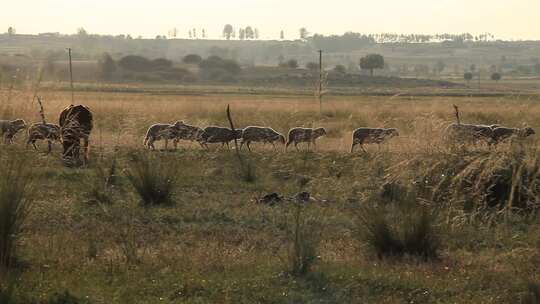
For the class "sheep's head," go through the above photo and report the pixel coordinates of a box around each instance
[521,127,535,137]
[387,128,399,137]
[315,127,327,137]
[11,119,27,131]
[173,121,185,128]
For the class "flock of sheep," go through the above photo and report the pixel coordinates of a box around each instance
[0,105,536,167]
[143,121,402,152]
[143,119,535,153]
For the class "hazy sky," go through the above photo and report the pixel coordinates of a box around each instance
[2,0,540,40]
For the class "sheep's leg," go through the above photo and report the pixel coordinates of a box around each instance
[173,139,179,150]
[247,141,252,152]
[351,142,356,153]
[285,141,291,150]
[47,140,52,154]
[83,138,90,165]
[32,141,39,151]
[294,142,299,152]
[360,144,367,153]
[164,139,169,151]
[312,139,317,151]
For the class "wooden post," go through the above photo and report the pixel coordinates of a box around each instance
[453,104,460,124]
[37,96,46,124]
[68,48,74,105]
[318,50,323,114]
[226,104,242,160]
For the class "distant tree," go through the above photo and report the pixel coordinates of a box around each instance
[359,54,384,76]
[183,54,203,64]
[299,28,309,40]
[98,53,116,80]
[202,29,206,39]
[254,28,259,39]
[280,30,285,40]
[152,58,173,69]
[7,27,15,36]
[199,56,241,75]
[188,30,192,39]
[223,24,234,40]
[193,28,197,39]
[435,60,446,75]
[464,72,473,85]
[126,34,133,40]
[286,59,298,69]
[333,64,346,74]
[490,72,502,82]
[118,55,153,72]
[238,28,245,40]
[77,27,88,36]
[245,26,254,40]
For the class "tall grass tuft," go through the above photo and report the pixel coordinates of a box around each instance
[285,203,320,276]
[125,152,177,206]
[521,282,540,304]
[0,153,33,270]
[357,201,440,260]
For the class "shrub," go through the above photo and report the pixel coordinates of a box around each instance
[151,58,173,70]
[521,282,540,304]
[183,54,202,64]
[285,203,320,276]
[125,153,177,206]
[85,159,116,204]
[357,201,440,260]
[118,55,153,72]
[0,154,33,269]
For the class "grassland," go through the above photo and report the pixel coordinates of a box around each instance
[1,87,540,303]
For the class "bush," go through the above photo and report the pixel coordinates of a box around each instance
[199,56,241,75]
[521,282,540,304]
[118,55,153,72]
[125,153,177,206]
[285,203,320,276]
[357,201,440,260]
[183,54,202,64]
[0,154,33,269]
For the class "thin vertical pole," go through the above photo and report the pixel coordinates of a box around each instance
[68,48,74,105]
[318,49,323,114]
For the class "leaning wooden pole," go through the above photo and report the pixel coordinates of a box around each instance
[68,48,74,105]
[318,49,323,114]
[226,104,242,161]
[36,96,46,124]
[453,104,460,124]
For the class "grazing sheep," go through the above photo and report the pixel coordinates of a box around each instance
[59,105,93,166]
[174,122,206,149]
[199,126,243,149]
[143,121,183,150]
[445,123,498,145]
[492,126,535,144]
[26,123,61,153]
[351,128,399,153]
[0,119,27,144]
[240,126,285,151]
[286,127,327,151]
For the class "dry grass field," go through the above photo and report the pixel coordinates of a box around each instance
[1,87,540,303]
